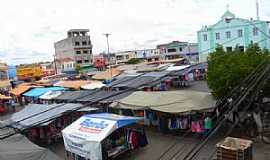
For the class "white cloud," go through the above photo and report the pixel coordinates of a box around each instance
[0,0,269,64]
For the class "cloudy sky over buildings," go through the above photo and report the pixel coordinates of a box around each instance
[0,0,269,64]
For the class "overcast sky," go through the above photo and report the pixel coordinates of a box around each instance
[0,0,269,65]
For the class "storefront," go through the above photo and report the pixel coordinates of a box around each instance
[62,113,148,160]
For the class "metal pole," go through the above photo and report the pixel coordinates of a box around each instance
[53,54,57,75]
[103,33,112,80]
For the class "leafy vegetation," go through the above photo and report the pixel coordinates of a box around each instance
[127,58,141,64]
[207,43,270,99]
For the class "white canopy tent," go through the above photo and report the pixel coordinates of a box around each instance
[62,113,142,160]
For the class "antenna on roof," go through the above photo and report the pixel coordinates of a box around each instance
[226,4,230,11]
[256,0,260,20]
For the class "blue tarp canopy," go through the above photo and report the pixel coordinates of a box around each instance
[84,113,143,128]
[23,87,66,98]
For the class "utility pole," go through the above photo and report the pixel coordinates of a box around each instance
[103,33,112,80]
[256,0,260,20]
[53,54,57,75]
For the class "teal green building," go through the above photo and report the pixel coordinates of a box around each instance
[198,10,270,62]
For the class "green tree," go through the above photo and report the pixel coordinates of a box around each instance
[127,58,141,64]
[75,64,81,74]
[207,43,269,99]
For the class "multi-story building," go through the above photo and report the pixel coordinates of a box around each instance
[93,55,107,70]
[55,58,76,74]
[134,49,162,62]
[100,53,116,66]
[157,41,198,62]
[198,10,270,62]
[109,49,162,64]
[0,62,8,80]
[54,29,93,73]
[114,50,137,64]
[40,62,55,76]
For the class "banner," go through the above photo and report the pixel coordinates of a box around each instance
[62,117,117,160]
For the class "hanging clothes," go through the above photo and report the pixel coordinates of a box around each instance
[128,131,139,149]
[137,131,148,147]
[204,117,213,130]
[196,120,204,133]
[39,127,45,139]
[191,121,197,132]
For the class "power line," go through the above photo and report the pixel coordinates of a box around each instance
[181,20,270,160]
[187,64,270,160]
[159,21,270,159]
[158,36,269,160]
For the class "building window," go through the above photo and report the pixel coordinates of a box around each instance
[203,34,208,41]
[238,46,244,52]
[82,41,87,45]
[83,50,88,54]
[226,46,233,52]
[89,50,92,54]
[225,18,232,23]
[226,31,231,39]
[253,27,259,36]
[84,60,89,63]
[179,47,183,52]
[77,60,82,64]
[116,56,122,60]
[75,41,80,46]
[216,33,220,40]
[125,55,129,59]
[88,41,91,45]
[76,50,81,54]
[168,48,177,52]
[238,29,243,37]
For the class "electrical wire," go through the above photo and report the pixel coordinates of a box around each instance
[158,37,269,160]
[180,20,270,160]
[182,60,270,160]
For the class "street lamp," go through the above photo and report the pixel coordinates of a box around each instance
[103,33,112,80]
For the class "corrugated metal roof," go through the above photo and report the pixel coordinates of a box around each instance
[54,90,93,101]
[77,90,126,102]
[5,103,83,129]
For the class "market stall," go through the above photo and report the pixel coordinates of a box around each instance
[0,134,62,160]
[81,81,106,90]
[110,90,216,134]
[0,94,12,113]
[62,113,148,160]
[54,80,92,90]
[4,103,100,144]
[23,87,66,103]
[39,90,64,104]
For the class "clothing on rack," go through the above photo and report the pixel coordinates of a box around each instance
[168,117,189,130]
[204,117,213,130]
[191,120,204,133]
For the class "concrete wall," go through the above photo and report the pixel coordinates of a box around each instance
[198,11,270,62]
[54,30,93,72]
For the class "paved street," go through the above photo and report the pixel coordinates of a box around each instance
[47,128,204,160]
[46,125,270,160]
